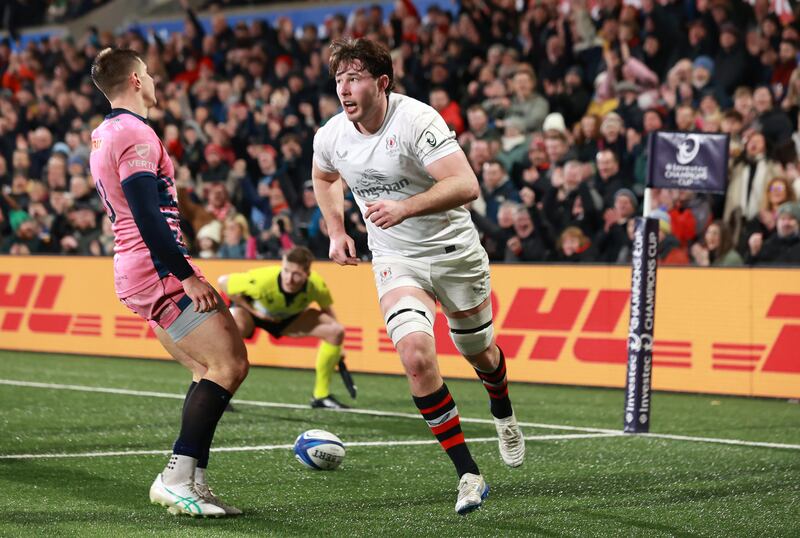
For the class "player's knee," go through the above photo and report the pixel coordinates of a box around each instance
[384,296,434,347]
[325,321,345,345]
[397,335,436,378]
[229,352,249,384]
[447,305,495,357]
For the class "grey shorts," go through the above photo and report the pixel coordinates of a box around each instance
[372,244,491,313]
[167,300,219,342]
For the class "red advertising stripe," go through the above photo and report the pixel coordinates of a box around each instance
[712,343,767,351]
[343,345,363,351]
[712,354,761,361]
[115,332,143,338]
[71,330,101,336]
[713,364,757,371]
[28,313,71,333]
[345,326,363,333]
[766,294,800,318]
[1,312,24,331]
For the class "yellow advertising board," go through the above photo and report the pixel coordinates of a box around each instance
[1,256,798,398]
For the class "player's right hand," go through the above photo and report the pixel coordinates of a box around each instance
[182,275,218,313]
[329,233,359,266]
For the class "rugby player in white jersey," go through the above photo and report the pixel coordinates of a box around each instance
[312,38,525,515]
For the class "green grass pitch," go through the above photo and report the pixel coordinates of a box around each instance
[0,350,798,537]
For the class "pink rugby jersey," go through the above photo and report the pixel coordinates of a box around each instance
[90,109,197,297]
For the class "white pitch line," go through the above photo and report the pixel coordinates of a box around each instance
[0,433,622,460]
[1,378,798,451]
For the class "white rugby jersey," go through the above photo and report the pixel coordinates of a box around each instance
[313,93,480,259]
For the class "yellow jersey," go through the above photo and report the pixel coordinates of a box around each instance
[226,266,333,321]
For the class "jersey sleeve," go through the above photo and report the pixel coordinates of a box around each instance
[116,127,159,181]
[309,272,333,309]
[226,271,259,298]
[312,126,337,173]
[411,107,461,168]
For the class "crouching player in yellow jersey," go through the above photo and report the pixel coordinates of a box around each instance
[218,246,356,409]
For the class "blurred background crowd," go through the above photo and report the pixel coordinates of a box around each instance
[2,0,800,266]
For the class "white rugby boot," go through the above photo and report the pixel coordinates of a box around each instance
[149,473,226,517]
[494,412,525,467]
[194,483,242,516]
[194,467,242,515]
[455,473,489,515]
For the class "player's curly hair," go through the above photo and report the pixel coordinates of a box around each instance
[329,38,394,95]
[90,48,143,100]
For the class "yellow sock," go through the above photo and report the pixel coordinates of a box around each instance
[313,341,342,399]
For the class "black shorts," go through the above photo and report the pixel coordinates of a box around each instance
[252,313,301,338]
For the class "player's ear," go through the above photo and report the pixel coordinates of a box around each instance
[377,74,389,94]
[130,70,141,90]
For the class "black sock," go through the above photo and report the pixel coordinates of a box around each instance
[173,379,232,461]
[413,384,479,478]
[182,381,197,414]
[475,346,513,419]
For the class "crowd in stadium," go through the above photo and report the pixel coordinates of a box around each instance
[2,0,800,266]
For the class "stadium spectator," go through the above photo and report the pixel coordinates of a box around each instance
[747,202,800,265]
[0,0,799,267]
[753,85,794,148]
[504,205,548,262]
[724,131,784,245]
[552,226,596,263]
[481,159,520,224]
[595,188,638,264]
[650,209,690,265]
[590,148,626,209]
[542,159,600,239]
[741,176,798,249]
[690,220,744,267]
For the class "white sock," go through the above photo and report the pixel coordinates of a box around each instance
[195,467,207,486]
[161,454,197,486]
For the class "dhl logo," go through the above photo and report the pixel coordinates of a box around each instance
[1,274,798,374]
[387,287,798,375]
[0,274,102,337]
[378,289,694,367]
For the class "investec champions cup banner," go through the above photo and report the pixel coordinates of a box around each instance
[647,131,729,193]
[1,257,799,399]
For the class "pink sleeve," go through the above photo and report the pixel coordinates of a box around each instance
[116,129,159,181]
[624,57,659,88]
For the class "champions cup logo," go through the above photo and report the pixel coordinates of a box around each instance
[676,134,702,165]
[425,131,437,147]
[628,332,653,352]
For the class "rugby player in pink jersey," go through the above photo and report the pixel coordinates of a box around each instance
[89,48,248,517]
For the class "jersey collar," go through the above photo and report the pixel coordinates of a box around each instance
[106,108,148,124]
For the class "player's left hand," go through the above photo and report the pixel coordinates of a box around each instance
[364,200,409,229]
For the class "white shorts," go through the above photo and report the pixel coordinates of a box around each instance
[372,244,491,313]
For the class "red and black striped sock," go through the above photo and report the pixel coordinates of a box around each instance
[413,384,479,478]
[475,346,513,419]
